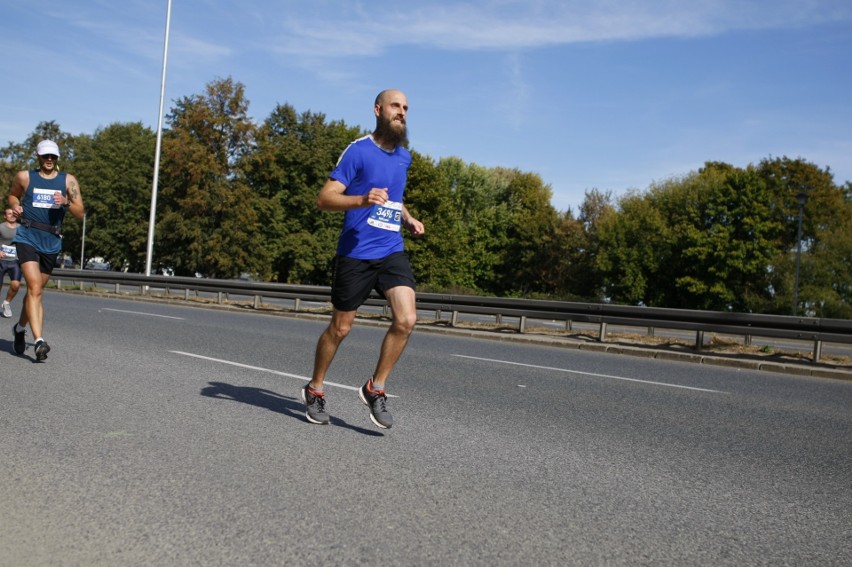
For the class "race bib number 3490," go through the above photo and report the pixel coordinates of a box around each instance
[367,200,402,232]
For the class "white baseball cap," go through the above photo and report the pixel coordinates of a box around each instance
[36,140,60,157]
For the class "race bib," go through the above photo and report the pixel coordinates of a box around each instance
[1,245,16,259]
[367,200,402,232]
[33,187,61,209]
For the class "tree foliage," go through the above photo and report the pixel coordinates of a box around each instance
[596,191,669,305]
[242,103,361,283]
[68,122,156,270]
[155,77,269,278]
[404,152,473,290]
[2,78,849,318]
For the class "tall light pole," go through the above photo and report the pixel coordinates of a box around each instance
[145,0,172,277]
[80,209,86,269]
[792,190,808,316]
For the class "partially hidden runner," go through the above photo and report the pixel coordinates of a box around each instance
[0,208,22,319]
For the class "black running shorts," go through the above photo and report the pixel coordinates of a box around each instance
[15,243,58,275]
[0,259,21,282]
[331,251,416,311]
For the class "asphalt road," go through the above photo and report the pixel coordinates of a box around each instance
[1,292,850,566]
[59,282,852,358]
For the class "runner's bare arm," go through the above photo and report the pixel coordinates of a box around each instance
[317,178,388,211]
[7,171,28,217]
[63,174,85,220]
[402,205,424,237]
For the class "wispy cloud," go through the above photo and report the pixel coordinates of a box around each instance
[34,2,230,64]
[266,0,852,56]
[171,35,232,61]
[495,52,531,130]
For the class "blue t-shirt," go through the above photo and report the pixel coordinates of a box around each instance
[13,170,67,255]
[331,135,412,260]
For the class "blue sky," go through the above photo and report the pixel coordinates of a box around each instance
[2,1,850,212]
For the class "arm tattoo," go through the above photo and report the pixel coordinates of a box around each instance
[68,181,79,203]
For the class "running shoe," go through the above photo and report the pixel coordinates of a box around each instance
[12,324,26,355]
[1,303,11,318]
[359,380,393,429]
[301,384,330,425]
[34,339,50,361]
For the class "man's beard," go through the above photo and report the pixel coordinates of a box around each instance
[374,114,408,147]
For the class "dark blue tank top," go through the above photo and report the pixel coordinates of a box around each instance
[13,170,68,254]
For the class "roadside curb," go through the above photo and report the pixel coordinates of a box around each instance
[411,324,852,382]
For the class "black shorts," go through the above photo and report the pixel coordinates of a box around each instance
[16,243,58,275]
[0,259,22,282]
[331,251,416,311]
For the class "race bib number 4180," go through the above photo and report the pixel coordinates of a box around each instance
[367,200,402,232]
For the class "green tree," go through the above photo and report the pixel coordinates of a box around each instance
[244,104,362,283]
[804,207,852,318]
[496,169,561,296]
[156,77,271,278]
[548,209,592,301]
[649,164,783,311]
[595,191,670,305]
[404,151,474,290]
[572,189,615,301]
[68,123,156,270]
[757,157,847,315]
[435,158,512,293]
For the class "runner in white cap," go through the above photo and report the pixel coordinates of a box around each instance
[6,140,85,360]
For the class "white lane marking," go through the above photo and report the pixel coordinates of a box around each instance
[452,355,726,394]
[102,308,184,320]
[170,351,397,397]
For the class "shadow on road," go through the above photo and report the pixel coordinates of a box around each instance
[200,381,383,436]
[2,339,45,363]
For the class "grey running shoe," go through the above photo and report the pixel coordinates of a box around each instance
[301,384,330,425]
[12,324,26,355]
[359,381,393,429]
[1,303,11,318]
[34,339,50,361]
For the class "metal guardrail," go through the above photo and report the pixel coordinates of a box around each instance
[52,268,852,363]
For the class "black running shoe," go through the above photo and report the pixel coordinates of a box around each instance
[34,339,50,361]
[359,381,393,429]
[12,324,26,355]
[301,384,330,425]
